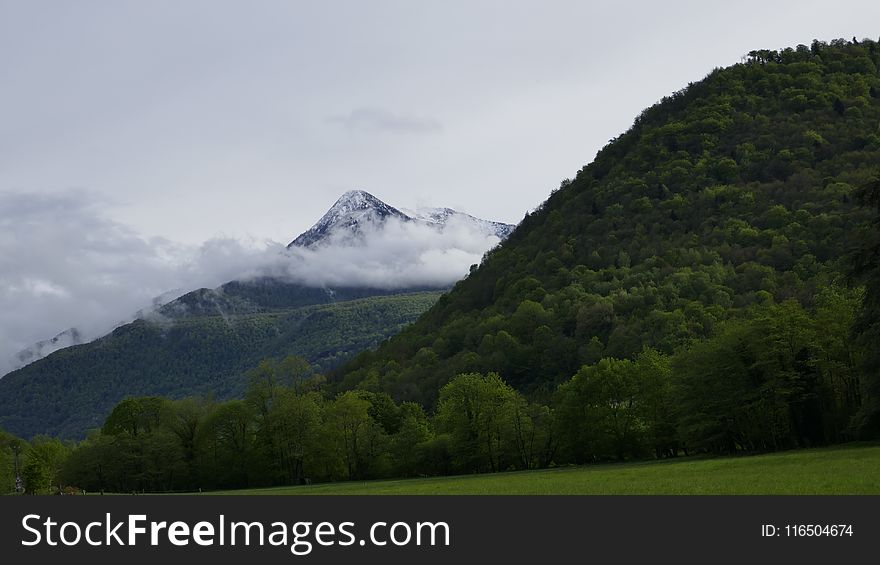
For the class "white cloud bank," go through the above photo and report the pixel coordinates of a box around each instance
[0,190,502,376]
[0,190,283,376]
[275,214,500,289]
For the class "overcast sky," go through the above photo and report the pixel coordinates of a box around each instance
[2,0,879,371]
[3,1,878,243]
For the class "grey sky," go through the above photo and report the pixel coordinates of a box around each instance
[1,1,879,372]
[3,1,877,244]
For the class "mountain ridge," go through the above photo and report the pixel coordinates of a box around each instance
[11,328,84,373]
[5,190,514,375]
[288,189,515,248]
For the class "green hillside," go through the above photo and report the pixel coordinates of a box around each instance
[0,286,440,439]
[338,40,880,408]
[7,39,880,496]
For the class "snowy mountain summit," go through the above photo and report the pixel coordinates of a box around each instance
[288,190,515,248]
[287,190,408,248]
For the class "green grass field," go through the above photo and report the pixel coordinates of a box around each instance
[215,443,880,495]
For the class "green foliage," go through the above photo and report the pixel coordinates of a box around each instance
[268,390,323,484]
[430,372,555,473]
[436,373,519,473]
[0,289,441,439]
[851,177,880,434]
[21,458,50,495]
[671,295,864,452]
[337,38,880,408]
[322,391,389,480]
[103,397,169,437]
[54,288,867,492]
[0,430,23,494]
[198,400,255,488]
[391,402,433,476]
[555,349,674,462]
[20,436,69,494]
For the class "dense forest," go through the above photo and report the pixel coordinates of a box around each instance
[337,39,880,419]
[3,38,880,493]
[0,289,440,439]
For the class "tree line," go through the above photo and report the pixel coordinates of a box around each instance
[3,282,875,494]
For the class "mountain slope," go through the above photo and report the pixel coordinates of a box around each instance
[0,188,518,439]
[0,287,441,439]
[4,191,512,376]
[336,39,880,404]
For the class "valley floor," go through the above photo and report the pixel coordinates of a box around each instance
[210,443,880,495]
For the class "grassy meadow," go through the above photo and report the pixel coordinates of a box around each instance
[212,443,880,495]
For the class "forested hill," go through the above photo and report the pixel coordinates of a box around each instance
[0,284,441,439]
[7,40,880,493]
[337,39,880,404]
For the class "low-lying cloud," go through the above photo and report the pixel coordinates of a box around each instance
[0,190,502,376]
[0,190,281,376]
[270,215,499,289]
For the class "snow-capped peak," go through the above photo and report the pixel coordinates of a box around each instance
[287,190,410,248]
[287,190,516,249]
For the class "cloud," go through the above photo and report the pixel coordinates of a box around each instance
[326,107,443,134]
[0,190,281,376]
[260,214,499,289]
[0,190,503,376]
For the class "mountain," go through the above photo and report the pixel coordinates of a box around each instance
[3,189,513,376]
[336,39,880,406]
[288,189,514,248]
[288,190,411,248]
[0,189,517,439]
[0,283,442,439]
